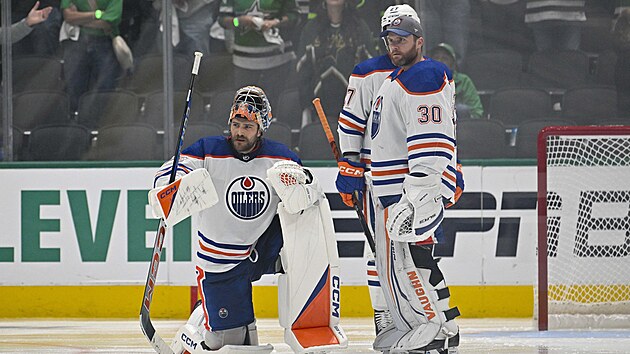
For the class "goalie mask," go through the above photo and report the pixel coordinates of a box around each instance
[229,86,272,133]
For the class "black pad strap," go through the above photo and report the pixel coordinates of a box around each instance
[445,306,460,321]
[436,287,450,300]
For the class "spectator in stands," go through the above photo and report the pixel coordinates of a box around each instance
[613,8,630,117]
[524,0,586,51]
[219,0,300,106]
[429,42,484,119]
[478,0,535,55]
[153,0,220,56]
[296,0,374,117]
[1,1,53,44]
[60,0,122,112]
[418,0,471,65]
[9,0,60,56]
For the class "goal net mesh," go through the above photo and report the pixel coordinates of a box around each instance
[538,128,630,329]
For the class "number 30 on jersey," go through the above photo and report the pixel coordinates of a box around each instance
[417,105,443,124]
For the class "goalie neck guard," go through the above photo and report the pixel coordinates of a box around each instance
[229,86,272,133]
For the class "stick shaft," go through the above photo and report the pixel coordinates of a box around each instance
[140,52,203,354]
[312,98,376,254]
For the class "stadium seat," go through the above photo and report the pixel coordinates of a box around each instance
[26,124,91,161]
[77,90,140,129]
[122,54,192,95]
[13,90,70,131]
[142,90,205,130]
[12,56,63,93]
[457,119,508,159]
[182,122,225,148]
[91,123,161,160]
[195,53,235,95]
[525,50,590,89]
[463,49,523,91]
[561,85,618,125]
[297,122,336,160]
[488,87,554,127]
[207,89,236,125]
[264,121,293,149]
[594,50,617,86]
[274,88,305,131]
[514,118,576,158]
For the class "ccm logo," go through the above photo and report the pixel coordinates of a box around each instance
[339,165,363,177]
[181,332,198,350]
[159,185,178,199]
[331,275,340,318]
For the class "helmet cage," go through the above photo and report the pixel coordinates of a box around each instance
[228,86,272,132]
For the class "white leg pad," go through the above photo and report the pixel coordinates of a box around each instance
[171,322,274,354]
[277,198,348,353]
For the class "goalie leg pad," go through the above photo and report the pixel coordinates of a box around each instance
[277,198,348,353]
[375,207,441,352]
[409,245,460,338]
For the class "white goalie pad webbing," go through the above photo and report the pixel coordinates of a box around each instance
[267,161,321,214]
[148,168,218,227]
[277,198,348,353]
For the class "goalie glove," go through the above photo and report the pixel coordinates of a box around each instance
[386,174,443,242]
[267,160,321,214]
[335,158,366,207]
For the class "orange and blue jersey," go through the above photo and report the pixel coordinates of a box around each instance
[154,136,300,273]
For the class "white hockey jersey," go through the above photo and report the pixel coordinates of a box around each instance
[154,136,300,273]
[338,54,397,167]
[370,58,457,208]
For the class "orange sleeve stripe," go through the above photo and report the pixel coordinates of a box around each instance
[198,241,251,257]
[408,142,455,152]
[339,117,365,132]
[442,171,456,183]
[372,167,409,176]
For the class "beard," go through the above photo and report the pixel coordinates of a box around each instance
[390,42,420,67]
[230,133,259,153]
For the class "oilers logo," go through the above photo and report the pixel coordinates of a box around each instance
[371,95,383,139]
[226,176,270,220]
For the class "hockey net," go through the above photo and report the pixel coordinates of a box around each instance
[536,125,630,330]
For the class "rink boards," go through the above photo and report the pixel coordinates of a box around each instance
[1,162,546,318]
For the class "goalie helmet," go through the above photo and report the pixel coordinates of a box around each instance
[380,4,420,32]
[229,86,272,133]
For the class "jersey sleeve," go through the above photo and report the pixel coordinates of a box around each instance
[338,72,370,155]
[153,140,206,188]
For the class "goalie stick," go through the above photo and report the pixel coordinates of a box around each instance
[140,51,203,354]
[312,98,376,254]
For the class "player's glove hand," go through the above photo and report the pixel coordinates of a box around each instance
[445,162,465,208]
[335,158,366,207]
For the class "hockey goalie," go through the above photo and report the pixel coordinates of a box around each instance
[149,86,346,353]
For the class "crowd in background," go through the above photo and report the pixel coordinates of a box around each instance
[1,0,630,161]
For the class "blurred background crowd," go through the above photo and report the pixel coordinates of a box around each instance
[1,0,629,162]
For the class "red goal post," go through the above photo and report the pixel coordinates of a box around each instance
[536,125,630,331]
